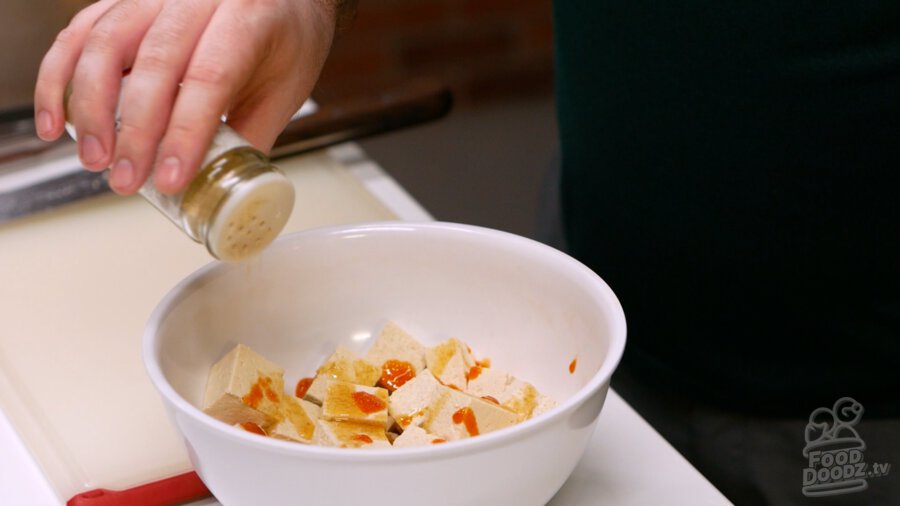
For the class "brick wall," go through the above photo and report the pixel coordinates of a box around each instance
[313,0,555,106]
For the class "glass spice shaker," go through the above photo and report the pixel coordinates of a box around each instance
[65,83,295,262]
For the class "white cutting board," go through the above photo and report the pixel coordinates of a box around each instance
[0,150,396,501]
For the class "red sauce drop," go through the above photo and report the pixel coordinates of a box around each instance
[242,376,278,408]
[378,360,416,393]
[295,377,314,398]
[481,395,500,405]
[452,407,479,437]
[466,365,482,381]
[352,391,387,414]
[431,438,446,444]
[351,434,373,444]
[396,409,425,428]
[569,357,578,374]
[240,422,266,436]
[243,384,263,408]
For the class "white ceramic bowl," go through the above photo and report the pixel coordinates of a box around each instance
[144,222,626,506]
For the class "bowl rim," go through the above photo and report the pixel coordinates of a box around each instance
[143,221,627,462]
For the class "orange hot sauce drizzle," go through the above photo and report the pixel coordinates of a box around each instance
[240,422,266,436]
[351,434,373,444]
[295,377,314,398]
[481,395,500,405]
[352,391,387,414]
[431,438,446,444]
[569,357,578,374]
[397,415,413,427]
[465,365,482,381]
[242,376,278,408]
[452,407,479,437]
[378,360,416,393]
[243,385,263,408]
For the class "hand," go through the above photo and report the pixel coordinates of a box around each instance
[34,0,338,195]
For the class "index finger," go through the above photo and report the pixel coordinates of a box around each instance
[34,0,119,141]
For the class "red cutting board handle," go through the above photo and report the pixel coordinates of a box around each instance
[67,471,211,506]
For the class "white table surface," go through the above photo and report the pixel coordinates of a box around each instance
[0,143,730,506]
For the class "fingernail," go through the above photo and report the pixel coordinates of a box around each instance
[110,158,135,191]
[157,156,182,189]
[81,135,105,165]
[36,110,53,137]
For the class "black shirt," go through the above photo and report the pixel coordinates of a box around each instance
[553,0,900,416]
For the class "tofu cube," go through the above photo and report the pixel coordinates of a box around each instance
[387,370,443,429]
[425,338,476,389]
[269,396,321,443]
[364,321,427,373]
[303,346,380,405]
[302,376,330,406]
[202,344,285,427]
[321,380,390,426]
[423,386,518,441]
[391,425,447,448]
[313,419,391,449]
[466,367,557,421]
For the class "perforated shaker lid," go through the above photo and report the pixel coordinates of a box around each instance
[205,171,295,262]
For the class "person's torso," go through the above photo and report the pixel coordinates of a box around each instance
[553,0,900,416]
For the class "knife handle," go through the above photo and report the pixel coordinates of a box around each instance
[0,78,452,165]
[271,77,453,159]
[0,78,452,223]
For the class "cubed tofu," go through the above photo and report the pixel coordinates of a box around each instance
[302,376,330,406]
[202,344,285,427]
[269,396,321,443]
[364,322,427,373]
[425,338,476,389]
[391,425,447,448]
[303,346,380,405]
[321,380,389,426]
[466,367,557,421]
[387,370,443,429]
[313,419,391,449]
[423,386,518,441]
